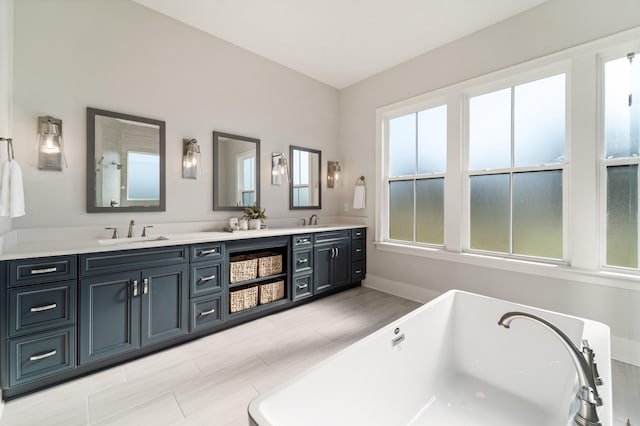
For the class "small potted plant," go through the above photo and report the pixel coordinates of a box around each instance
[243,205,267,230]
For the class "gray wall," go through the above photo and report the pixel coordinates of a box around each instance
[338,0,640,360]
[11,0,339,228]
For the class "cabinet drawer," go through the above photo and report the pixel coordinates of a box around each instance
[8,256,77,287]
[352,261,365,282]
[190,243,224,262]
[351,239,365,261]
[314,230,351,244]
[293,249,313,274]
[293,234,313,247]
[190,294,224,332]
[9,281,76,338]
[9,326,76,386]
[190,262,222,297]
[293,274,313,301]
[352,228,366,239]
[80,246,188,276]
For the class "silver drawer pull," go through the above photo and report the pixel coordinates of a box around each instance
[297,238,309,244]
[198,274,216,283]
[199,308,216,317]
[354,270,362,274]
[30,303,57,313]
[355,248,363,253]
[30,267,58,275]
[296,283,308,289]
[199,248,218,255]
[30,350,57,361]
[296,258,308,264]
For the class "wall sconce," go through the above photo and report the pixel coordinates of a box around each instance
[327,161,341,188]
[182,138,202,179]
[37,116,66,171]
[271,152,290,185]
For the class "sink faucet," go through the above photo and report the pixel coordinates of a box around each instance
[127,220,135,238]
[498,311,603,426]
[309,214,318,226]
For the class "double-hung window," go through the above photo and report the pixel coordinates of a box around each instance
[602,51,640,269]
[387,104,447,245]
[466,73,566,260]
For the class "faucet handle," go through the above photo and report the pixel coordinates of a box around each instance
[141,225,154,237]
[105,227,119,239]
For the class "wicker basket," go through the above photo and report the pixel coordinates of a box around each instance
[229,255,258,283]
[257,253,283,277]
[229,286,259,313]
[259,280,285,304]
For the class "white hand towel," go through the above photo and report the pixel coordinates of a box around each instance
[0,159,10,217]
[0,159,26,218]
[352,185,365,209]
[9,160,25,217]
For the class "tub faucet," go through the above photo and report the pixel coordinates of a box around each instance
[127,219,135,238]
[309,214,318,226]
[498,311,603,426]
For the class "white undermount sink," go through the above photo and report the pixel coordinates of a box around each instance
[98,235,170,246]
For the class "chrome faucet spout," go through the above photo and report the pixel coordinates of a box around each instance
[498,311,602,426]
[309,214,318,226]
[127,220,135,238]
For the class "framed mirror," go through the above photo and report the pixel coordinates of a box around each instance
[213,131,260,211]
[290,145,321,209]
[87,108,165,212]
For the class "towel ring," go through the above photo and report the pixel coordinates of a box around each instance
[0,137,14,160]
[355,176,365,186]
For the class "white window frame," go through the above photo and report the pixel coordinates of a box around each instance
[461,68,571,264]
[378,95,450,249]
[374,27,640,291]
[598,42,640,273]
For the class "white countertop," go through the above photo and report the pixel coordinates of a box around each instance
[0,224,365,261]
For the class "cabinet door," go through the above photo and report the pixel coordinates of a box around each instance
[140,264,189,347]
[313,244,333,294]
[79,272,140,365]
[333,240,351,288]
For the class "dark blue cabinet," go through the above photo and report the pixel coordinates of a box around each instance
[78,248,189,365]
[313,232,351,294]
[79,271,140,365]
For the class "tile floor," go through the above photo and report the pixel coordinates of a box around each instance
[0,287,637,425]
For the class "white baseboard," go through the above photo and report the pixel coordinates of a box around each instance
[363,273,442,304]
[0,399,4,421]
[363,273,640,367]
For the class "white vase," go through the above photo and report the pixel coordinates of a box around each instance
[249,219,261,230]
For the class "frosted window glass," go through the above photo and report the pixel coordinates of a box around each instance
[514,74,565,166]
[469,88,511,170]
[512,171,563,259]
[416,179,444,244]
[417,105,447,174]
[604,57,636,158]
[470,174,510,252]
[389,181,414,241]
[389,114,416,176]
[607,165,638,268]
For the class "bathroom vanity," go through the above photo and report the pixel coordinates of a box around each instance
[0,225,366,399]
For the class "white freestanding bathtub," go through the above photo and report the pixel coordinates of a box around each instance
[248,290,612,426]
